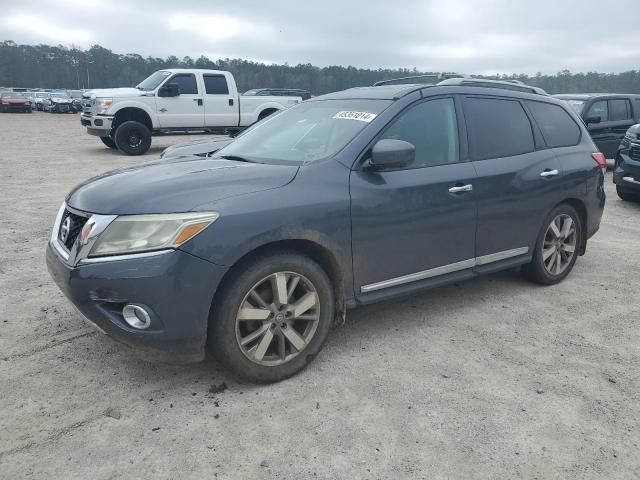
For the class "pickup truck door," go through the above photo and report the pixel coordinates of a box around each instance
[155,73,205,128]
[202,74,239,127]
[585,98,635,159]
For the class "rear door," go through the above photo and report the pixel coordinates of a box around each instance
[463,96,564,265]
[155,73,204,128]
[350,96,478,295]
[202,74,239,127]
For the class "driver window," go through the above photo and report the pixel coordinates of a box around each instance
[168,74,198,95]
[380,98,459,168]
[587,101,608,122]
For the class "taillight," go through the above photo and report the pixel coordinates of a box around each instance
[592,152,607,175]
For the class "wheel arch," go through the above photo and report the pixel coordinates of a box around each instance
[112,107,153,131]
[257,107,280,121]
[209,238,347,333]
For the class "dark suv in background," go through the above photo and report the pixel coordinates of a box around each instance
[554,93,640,159]
[47,77,606,383]
[614,123,640,201]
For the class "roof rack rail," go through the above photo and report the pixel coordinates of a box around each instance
[437,78,548,95]
[373,73,467,86]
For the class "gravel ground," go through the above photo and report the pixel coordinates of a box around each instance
[1,112,639,479]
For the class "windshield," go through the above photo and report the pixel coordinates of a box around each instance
[214,99,391,164]
[36,93,48,98]
[136,70,171,90]
[563,99,585,114]
[1,92,25,99]
[51,93,70,99]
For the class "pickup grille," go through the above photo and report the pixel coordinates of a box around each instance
[631,144,640,162]
[58,208,89,251]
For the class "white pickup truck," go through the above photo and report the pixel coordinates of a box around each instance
[81,69,302,155]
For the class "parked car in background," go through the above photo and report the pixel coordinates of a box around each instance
[244,88,312,100]
[554,93,640,159]
[613,123,640,201]
[68,90,84,113]
[21,92,36,110]
[0,92,33,113]
[80,69,302,155]
[48,77,605,382]
[34,92,50,111]
[45,92,74,113]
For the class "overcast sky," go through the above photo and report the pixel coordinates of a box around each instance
[2,0,639,74]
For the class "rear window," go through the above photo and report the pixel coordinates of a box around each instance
[526,101,581,148]
[464,97,534,160]
[203,75,229,95]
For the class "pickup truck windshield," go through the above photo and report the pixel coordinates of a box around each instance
[214,99,392,164]
[136,71,171,90]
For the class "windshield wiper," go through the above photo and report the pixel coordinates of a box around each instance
[217,155,261,164]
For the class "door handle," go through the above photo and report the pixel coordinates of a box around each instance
[448,184,473,193]
[193,99,203,106]
[540,169,559,177]
[228,99,234,106]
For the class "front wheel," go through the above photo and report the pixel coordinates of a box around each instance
[100,136,117,149]
[209,251,335,383]
[616,186,640,202]
[522,204,582,285]
[114,121,152,156]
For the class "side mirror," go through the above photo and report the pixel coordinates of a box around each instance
[367,139,415,170]
[158,83,180,97]
[586,115,601,125]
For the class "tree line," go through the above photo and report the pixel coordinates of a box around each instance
[2,40,640,95]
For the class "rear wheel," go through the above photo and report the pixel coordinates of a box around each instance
[114,120,152,156]
[522,204,582,285]
[616,185,640,202]
[100,136,117,149]
[209,251,334,383]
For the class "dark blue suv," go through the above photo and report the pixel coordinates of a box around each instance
[47,78,606,382]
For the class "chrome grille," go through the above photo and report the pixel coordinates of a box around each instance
[58,209,89,251]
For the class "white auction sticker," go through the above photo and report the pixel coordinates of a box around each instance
[333,111,377,122]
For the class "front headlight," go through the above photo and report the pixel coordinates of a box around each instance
[96,97,113,114]
[89,212,219,257]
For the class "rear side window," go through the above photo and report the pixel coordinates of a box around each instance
[464,98,534,160]
[169,74,198,95]
[203,75,229,95]
[526,101,581,148]
[380,97,459,168]
[586,100,608,122]
[609,99,631,121]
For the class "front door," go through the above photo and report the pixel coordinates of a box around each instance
[350,97,478,295]
[585,98,635,159]
[155,73,205,128]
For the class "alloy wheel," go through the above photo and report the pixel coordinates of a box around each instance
[542,214,577,275]
[235,271,320,366]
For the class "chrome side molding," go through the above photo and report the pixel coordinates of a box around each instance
[361,246,529,293]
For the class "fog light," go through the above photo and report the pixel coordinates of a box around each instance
[95,119,103,126]
[122,304,151,329]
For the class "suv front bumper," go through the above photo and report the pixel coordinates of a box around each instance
[614,140,640,192]
[81,114,114,137]
[46,241,227,363]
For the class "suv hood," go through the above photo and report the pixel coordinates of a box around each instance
[85,87,146,99]
[66,158,299,215]
[160,137,233,159]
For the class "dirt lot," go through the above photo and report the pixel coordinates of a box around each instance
[0,112,639,479]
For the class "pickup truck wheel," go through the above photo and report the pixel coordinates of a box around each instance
[100,136,117,149]
[114,121,152,156]
[209,251,334,383]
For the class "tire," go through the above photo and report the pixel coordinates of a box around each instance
[522,204,582,285]
[114,120,152,156]
[209,251,335,383]
[100,136,117,149]
[616,186,640,202]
